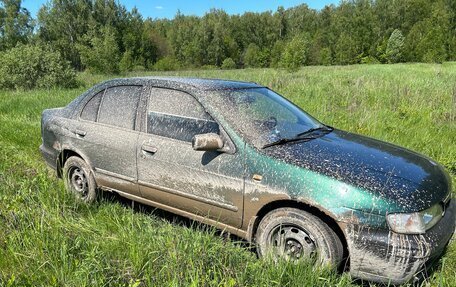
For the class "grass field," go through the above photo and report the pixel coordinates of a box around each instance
[0,63,455,286]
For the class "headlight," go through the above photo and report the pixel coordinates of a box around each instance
[386,204,444,234]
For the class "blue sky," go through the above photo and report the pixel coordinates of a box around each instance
[22,1,338,19]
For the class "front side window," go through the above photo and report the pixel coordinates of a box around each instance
[98,86,141,129]
[147,88,219,142]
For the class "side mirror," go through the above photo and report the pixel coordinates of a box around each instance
[192,133,224,151]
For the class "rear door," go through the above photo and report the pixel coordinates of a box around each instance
[75,85,143,196]
[137,87,245,228]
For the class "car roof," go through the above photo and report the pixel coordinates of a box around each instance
[102,76,264,91]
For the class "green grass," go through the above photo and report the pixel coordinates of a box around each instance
[0,63,455,286]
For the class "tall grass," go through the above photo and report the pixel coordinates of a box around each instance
[0,63,454,286]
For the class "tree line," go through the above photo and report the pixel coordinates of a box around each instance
[1,0,455,76]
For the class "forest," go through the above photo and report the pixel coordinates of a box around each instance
[0,0,455,82]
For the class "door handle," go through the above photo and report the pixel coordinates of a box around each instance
[252,174,263,182]
[74,129,87,137]
[142,143,158,154]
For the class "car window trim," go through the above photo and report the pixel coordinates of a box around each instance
[135,85,149,132]
[85,120,142,134]
[77,88,106,122]
[144,86,237,154]
[148,111,218,123]
[145,87,214,123]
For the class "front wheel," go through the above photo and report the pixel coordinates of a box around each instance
[255,208,343,266]
[63,156,97,203]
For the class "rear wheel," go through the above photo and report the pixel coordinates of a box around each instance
[255,208,343,266]
[63,156,97,203]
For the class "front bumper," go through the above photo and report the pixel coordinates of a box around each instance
[345,199,455,284]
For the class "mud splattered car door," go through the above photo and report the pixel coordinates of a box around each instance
[75,85,142,196]
[137,87,245,228]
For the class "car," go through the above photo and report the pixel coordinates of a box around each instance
[40,77,455,284]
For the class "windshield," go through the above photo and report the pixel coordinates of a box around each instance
[210,87,323,148]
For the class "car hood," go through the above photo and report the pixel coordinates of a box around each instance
[264,129,451,212]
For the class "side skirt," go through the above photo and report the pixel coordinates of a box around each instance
[109,188,249,240]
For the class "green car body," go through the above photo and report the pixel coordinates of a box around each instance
[40,77,455,284]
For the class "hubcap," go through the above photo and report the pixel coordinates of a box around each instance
[68,166,88,198]
[268,224,316,261]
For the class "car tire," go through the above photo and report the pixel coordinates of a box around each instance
[255,208,343,267]
[63,156,97,203]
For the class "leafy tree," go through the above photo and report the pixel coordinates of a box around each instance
[309,29,334,65]
[280,33,311,72]
[385,29,405,63]
[153,56,180,71]
[78,26,120,74]
[141,20,170,68]
[221,58,236,69]
[405,2,450,63]
[319,47,332,66]
[334,32,359,65]
[275,6,287,39]
[0,44,76,89]
[243,43,263,68]
[232,11,278,53]
[19,0,456,72]
[0,0,33,50]
[119,50,134,73]
[399,0,431,34]
[421,2,449,63]
[360,55,380,64]
[352,0,379,58]
[167,11,202,67]
[203,9,234,67]
[270,40,285,68]
[404,20,426,62]
[375,37,389,63]
[121,7,144,65]
[284,4,317,37]
[419,27,447,63]
[447,0,456,61]
[139,32,160,69]
[92,0,125,29]
[37,0,92,69]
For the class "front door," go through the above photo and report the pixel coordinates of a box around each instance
[137,87,244,227]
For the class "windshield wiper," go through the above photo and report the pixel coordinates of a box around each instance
[261,125,333,149]
[295,125,333,137]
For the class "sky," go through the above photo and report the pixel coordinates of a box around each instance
[22,0,339,20]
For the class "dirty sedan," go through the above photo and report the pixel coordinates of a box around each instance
[40,77,455,284]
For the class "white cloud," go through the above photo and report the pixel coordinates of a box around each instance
[155,6,163,10]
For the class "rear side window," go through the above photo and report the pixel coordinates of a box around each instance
[80,90,104,121]
[98,86,141,129]
[147,88,219,142]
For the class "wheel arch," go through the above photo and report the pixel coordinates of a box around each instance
[247,199,349,267]
[56,148,93,178]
